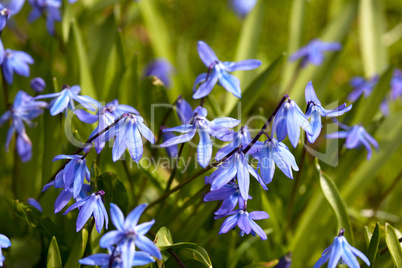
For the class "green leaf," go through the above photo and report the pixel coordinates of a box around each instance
[223,0,268,114]
[229,54,285,118]
[385,223,402,267]
[155,226,196,251]
[65,229,89,268]
[96,172,128,213]
[165,246,213,268]
[359,0,388,77]
[364,226,373,246]
[71,19,97,98]
[47,237,62,268]
[61,0,73,43]
[314,159,353,242]
[366,223,380,266]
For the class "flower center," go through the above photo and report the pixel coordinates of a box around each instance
[0,8,9,16]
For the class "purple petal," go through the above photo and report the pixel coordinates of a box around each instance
[197,41,219,67]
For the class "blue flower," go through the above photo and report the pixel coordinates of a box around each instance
[99,203,162,268]
[28,0,61,35]
[289,39,342,67]
[35,85,99,116]
[272,98,312,148]
[204,182,249,218]
[2,49,34,84]
[215,126,262,161]
[314,229,370,268]
[79,248,155,268]
[391,68,402,100]
[161,131,178,158]
[76,100,138,153]
[0,91,47,161]
[0,4,10,31]
[30,77,46,93]
[347,75,379,102]
[143,58,175,88]
[0,39,4,65]
[27,198,42,212]
[176,96,193,124]
[108,113,155,162]
[257,137,298,184]
[230,0,257,18]
[275,253,292,268]
[52,154,91,199]
[1,0,25,17]
[0,234,11,267]
[160,106,240,167]
[64,190,108,233]
[208,150,267,201]
[193,41,261,99]
[327,123,379,160]
[305,81,352,143]
[219,209,269,240]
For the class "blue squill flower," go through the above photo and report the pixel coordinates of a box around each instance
[193,41,261,99]
[64,190,108,233]
[289,39,342,67]
[176,96,193,124]
[76,100,138,154]
[327,123,379,160]
[35,85,99,116]
[108,113,155,162]
[0,39,4,65]
[272,98,312,148]
[347,75,379,102]
[230,0,257,18]
[0,234,11,267]
[1,0,25,17]
[2,49,34,84]
[219,209,269,240]
[204,182,249,217]
[0,91,47,161]
[215,126,262,161]
[161,131,178,158]
[305,81,352,143]
[0,4,10,31]
[79,249,155,268]
[160,106,240,167]
[30,77,46,93]
[314,229,370,268]
[275,253,292,268]
[257,137,298,184]
[53,154,91,199]
[99,203,162,268]
[208,150,267,200]
[143,58,175,88]
[27,198,42,212]
[391,68,402,100]
[28,0,61,35]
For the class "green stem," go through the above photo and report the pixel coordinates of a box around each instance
[165,143,185,192]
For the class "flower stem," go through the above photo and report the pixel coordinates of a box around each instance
[165,142,185,192]
[1,70,9,109]
[167,248,187,268]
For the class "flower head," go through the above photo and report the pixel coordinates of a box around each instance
[160,106,240,167]
[305,81,352,143]
[0,4,10,31]
[176,96,193,124]
[76,100,138,154]
[257,137,298,184]
[99,203,162,268]
[161,130,178,158]
[207,150,267,201]
[35,85,99,116]
[79,249,155,268]
[289,39,342,67]
[2,49,34,84]
[30,77,46,93]
[314,229,370,268]
[64,190,108,233]
[193,41,261,99]
[272,98,312,148]
[347,75,379,102]
[143,58,175,88]
[391,68,402,100]
[0,91,47,161]
[327,123,379,160]
[109,113,155,162]
[219,209,269,240]
[0,234,11,266]
[230,0,257,18]
[28,0,61,35]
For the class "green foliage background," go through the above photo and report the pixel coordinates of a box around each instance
[0,0,402,267]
